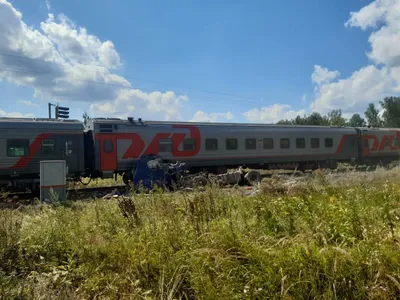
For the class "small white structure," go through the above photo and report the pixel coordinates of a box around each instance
[40,160,67,202]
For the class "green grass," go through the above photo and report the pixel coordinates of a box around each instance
[2,168,400,299]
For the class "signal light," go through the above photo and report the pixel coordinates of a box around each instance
[56,105,69,119]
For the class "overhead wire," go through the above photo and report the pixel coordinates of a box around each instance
[0,51,265,106]
[1,67,262,108]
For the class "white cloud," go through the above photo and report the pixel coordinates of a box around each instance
[345,0,388,30]
[45,0,51,11]
[190,111,234,122]
[0,109,34,118]
[346,0,400,68]
[17,99,40,108]
[310,0,400,115]
[311,65,340,85]
[310,65,394,114]
[301,94,306,103]
[40,13,122,69]
[243,104,306,123]
[0,0,189,121]
[90,89,189,121]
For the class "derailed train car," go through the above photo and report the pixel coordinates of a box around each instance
[1,116,400,192]
[86,118,400,184]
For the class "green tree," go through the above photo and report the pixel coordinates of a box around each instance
[276,112,330,126]
[305,112,329,126]
[276,119,294,125]
[328,109,346,126]
[293,115,308,125]
[347,113,366,127]
[379,96,400,128]
[364,103,382,127]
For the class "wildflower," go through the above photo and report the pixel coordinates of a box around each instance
[330,196,335,203]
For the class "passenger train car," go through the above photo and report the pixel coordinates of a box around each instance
[87,118,358,182]
[1,116,400,192]
[0,118,85,192]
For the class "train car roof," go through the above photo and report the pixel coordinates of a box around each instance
[0,117,82,123]
[0,117,83,130]
[89,117,364,130]
[357,127,400,131]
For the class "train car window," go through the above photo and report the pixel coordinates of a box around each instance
[311,138,320,148]
[42,139,55,155]
[280,138,290,149]
[394,138,400,147]
[103,139,113,153]
[183,138,196,151]
[7,139,30,157]
[263,138,274,149]
[226,138,238,150]
[325,138,333,148]
[205,138,218,151]
[296,138,305,148]
[159,139,172,152]
[245,138,256,150]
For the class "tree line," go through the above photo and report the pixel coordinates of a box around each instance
[276,96,400,128]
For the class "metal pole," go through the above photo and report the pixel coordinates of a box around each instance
[48,103,52,119]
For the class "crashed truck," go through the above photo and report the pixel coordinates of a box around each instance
[128,154,262,192]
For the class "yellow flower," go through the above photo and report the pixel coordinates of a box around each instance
[330,196,335,203]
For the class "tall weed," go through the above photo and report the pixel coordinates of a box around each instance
[1,169,400,298]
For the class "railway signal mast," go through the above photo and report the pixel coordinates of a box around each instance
[48,102,70,119]
[56,105,69,119]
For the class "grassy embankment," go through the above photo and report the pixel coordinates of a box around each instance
[2,168,400,299]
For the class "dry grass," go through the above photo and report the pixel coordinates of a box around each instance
[67,175,124,189]
[2,168,400,299]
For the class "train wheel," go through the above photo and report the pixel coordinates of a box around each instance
[30,183,40,198]
[192,175,209,187]
[244,170,261,185]
[122,173,130,186]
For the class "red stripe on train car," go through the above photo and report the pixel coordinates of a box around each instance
[1,132,81,170]
[12,133,51,169]
[335,134,356,155]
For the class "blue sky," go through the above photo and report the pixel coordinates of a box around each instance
[1,0,399,123]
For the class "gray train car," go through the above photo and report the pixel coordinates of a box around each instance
[86,118,363,182]
[0,117,85,192]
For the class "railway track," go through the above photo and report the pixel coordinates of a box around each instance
[67,184,128,199]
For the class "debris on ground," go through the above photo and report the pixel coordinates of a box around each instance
[257,175,315,196]
[243,186,260,196]
[214,168,244,186]
[103,189,126,199]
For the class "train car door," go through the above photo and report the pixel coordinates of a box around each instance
[355,128,364,162]
[99,135,117,171]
